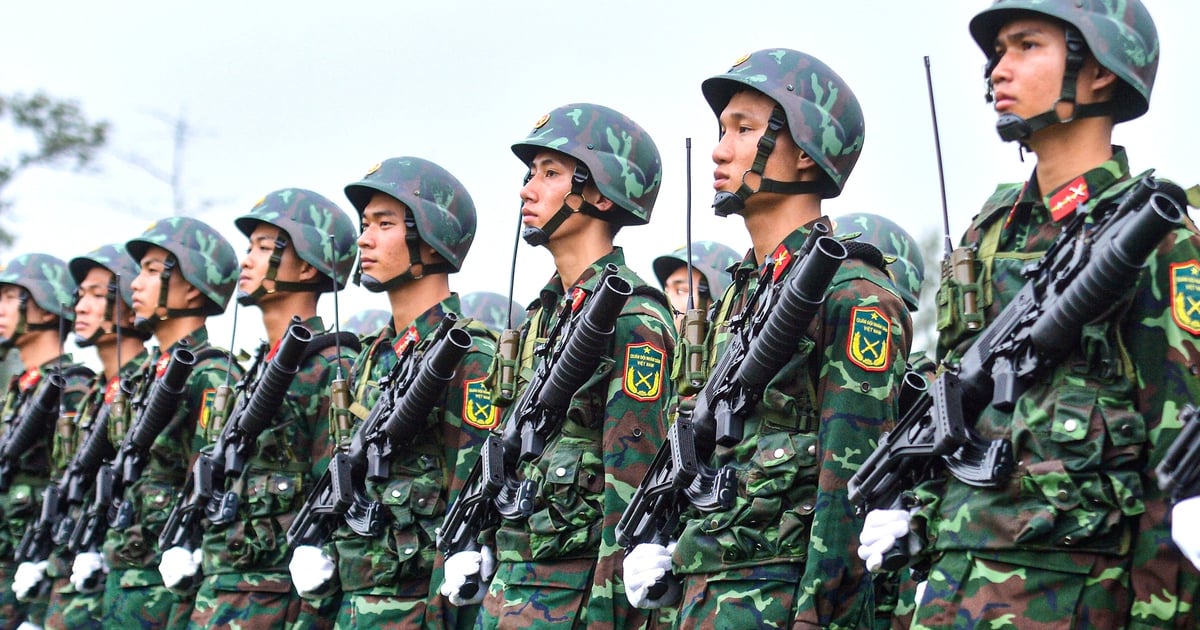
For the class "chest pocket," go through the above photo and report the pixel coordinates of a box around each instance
[528,436,603,546]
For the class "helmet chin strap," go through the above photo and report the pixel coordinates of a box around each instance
[237,229,323,306]
[522,164,599,247]
[359,208,453,293]
[986,26,1113,143]
[133,254,208,333]
[712,105,823,217]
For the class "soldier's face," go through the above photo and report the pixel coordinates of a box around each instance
[357,192,413,283]
[988,17,1111,124]
[712,90,805,206]
[74,267,119,340]
[240,224,306,303]
[664,266,705,317]
[0,285,20,339]
[131,245,193,319]
[519,150,605,241]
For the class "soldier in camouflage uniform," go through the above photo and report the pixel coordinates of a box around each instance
[154,189,358,628]
[286,157,498,630]
[30,246,151,629]
[459,292,526,335]
[442,103,675,629]
[859,2,1200,628]
[341,309,391,337]
[0,254,94,630]
[71,218,241,629]
[651,241,741,333]
[623,49,911,629]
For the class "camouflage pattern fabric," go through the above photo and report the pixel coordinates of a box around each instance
[45,351,148,629]
[834,213,926,312]
[125,217,240,316]
[651,241,742,301]
[189,316,355,630]
[670,218,911,629]
[460,291,526,334]
[331,294,498,629]
[478,248,676,630]
[235,189,359,294]
[100,326,240,629]
[0,253,78,320]
[915,149,1200,628]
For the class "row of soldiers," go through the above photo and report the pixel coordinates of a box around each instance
[1,0,1199,628]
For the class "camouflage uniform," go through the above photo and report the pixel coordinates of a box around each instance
[332,295,498,629]
[0,253,94,630]
[651,241,742,307]
[479,249,676,630]
[460,292,527,335]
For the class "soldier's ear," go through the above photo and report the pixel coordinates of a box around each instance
[296,260,318,282]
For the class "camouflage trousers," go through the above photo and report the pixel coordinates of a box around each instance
[478,559,592,629]
[675,566,803,630]
[188,573,336,630]
[336,591,428,629]
[45,576,102,630]
[911,551,1129,629]
[0,563,23,630]
[101,570,193,629]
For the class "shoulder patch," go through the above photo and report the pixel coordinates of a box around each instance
[1170,261,1200,335]
[846,306,892,372]
[462,377,499,430]
[623,342,664,402]
[198,388,217,431]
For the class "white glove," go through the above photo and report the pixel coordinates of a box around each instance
[16,622,42,630]
[12,560,48,601]
[70,552,108,593]
[439,546,495,606]
[159,546,201,590]
[290,545,336,599]
[624,542,681,609]
[1172,496,1200,571]
[914,580,929,606]
[857,508,912,572]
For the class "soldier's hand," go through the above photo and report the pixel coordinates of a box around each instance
[12,560,48,601]
[159,546,201,592]
[624,542,681,609]
[290,545,336,599]
[1172,496,1200,571]
[858,508,912,572]
[70,551,107,593]
[440,546,495,606]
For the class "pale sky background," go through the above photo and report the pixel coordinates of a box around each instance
[2,0,1196,361]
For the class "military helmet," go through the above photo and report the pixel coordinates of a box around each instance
[0,253,76,320]
[69,244,139,308]
[836,213,925,311]
[235,188,358,291]
[512,103,662,226]
[125,217,238,315]
[461,291,527,333]
[341,309,391,336]
[344,157,476,273]
[969,0,1158,123]
[652,241,742,300]
[702,48,866,198]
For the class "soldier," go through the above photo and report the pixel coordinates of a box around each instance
[341,309,391,337]
[153,190,359,627]
[69,218,241,628]
[858,1,1200,627]
[439,103,676,629]
[651,241,741,332]
[286,157,499,629]
[459,291,526,335]
[0,254,94,630]
[622,49,911,628]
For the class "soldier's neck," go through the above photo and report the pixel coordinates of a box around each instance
[387,274,450,330]
[1027,117,1115,196]
[96,336,145,378]
[547,224,615,289]
[742,195,822,266]
[258,292,318,346]
[16,330,63,371]
[153,316,205,351]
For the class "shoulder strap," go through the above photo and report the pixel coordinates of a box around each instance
[302,331,362,361]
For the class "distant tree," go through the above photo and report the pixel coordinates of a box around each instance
[0,91,109,246]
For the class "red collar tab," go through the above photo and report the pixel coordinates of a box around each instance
[156,352,172,378]
[18,369,41,392]
[104,375,121,404]
[1048,176,1090,222]
[394,326,420,355]
[770,244,793,283]
[570,287,587,313]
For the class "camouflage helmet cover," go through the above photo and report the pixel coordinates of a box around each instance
[68,244,140,308]
[836,212,925,311]
[701,48,866,198]
[969,0,1158,123]
[125,217,238,315]
[341,308,391,336]
[461,291,527,333]
[652,241,742,300]
[512,103,663,226]
[234,188,359,291]
[0,253,77,320]
[344,157,477,272]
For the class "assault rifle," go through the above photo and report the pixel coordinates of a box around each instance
[158,320,312,551]
[848,176,1188,572]
[614,232,846,601]
[287,315,472,547]
[0,373,66,493]
[435,265,634,601]
[67,348,196,554]
[1157,404,1200,503]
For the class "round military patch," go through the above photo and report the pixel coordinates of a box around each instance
[1170,261,1200,335]
[623,342,664,402]
[732,53,751,67]
[533,113,550,129]
[364,162,382,177]
[846,306,892,372]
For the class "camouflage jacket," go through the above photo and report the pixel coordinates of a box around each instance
[489,248,676,630]
[917,148,1200,626]
[0,355,93,564]
[332,295,498,609]
[197,315,356,591]
[671,218,911,629]
[102,326,240,583]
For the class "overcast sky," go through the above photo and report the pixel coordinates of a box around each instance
[3,0,1196,357]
